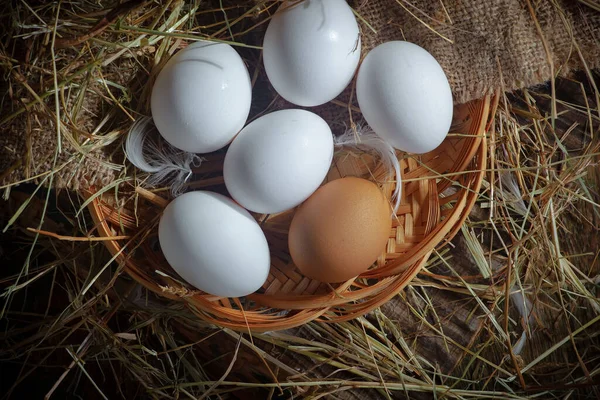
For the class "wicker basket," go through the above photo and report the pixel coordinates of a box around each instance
[88,95,494,332]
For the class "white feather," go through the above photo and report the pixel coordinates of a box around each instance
[125,117,203,196]
[334,126,402,214]
[509,287,533,355]
[499,172,528,215]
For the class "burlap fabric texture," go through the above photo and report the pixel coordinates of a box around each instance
[1,0,599,190]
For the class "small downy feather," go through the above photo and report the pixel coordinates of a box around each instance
[125,117,203,196]
[509,286,534,355]
[334,126,402,214]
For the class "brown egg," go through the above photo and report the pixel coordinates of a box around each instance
[288,177,392,283]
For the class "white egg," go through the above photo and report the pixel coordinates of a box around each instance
[356,41,453,154]
[151,42,252,153]
[158,191,270,298]
[224,109,334,214]
[263,0,361,107]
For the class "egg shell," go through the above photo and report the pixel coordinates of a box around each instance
[224,109,334,214]
[158,191,270,298]
[288,177,392,283]
[263,0,361,107]
[151,41,252,153]
[356,41,453,154]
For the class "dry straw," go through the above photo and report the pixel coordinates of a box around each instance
[1,0,600,399]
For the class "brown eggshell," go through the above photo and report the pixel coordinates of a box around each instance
[288,177,392,283]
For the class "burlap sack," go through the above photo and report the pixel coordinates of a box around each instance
[356,0,600,104]
[1,0,598,190]
[0,115,119,191]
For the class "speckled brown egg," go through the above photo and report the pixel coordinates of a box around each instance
[288,177,392,283]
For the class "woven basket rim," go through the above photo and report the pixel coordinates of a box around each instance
[87,95,494,332]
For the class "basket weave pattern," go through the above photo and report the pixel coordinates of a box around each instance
[89,96,493,332]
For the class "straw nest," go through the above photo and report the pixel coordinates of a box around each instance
[87,95,492,331]
[71,0,493,331]
[1,1,599,399]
